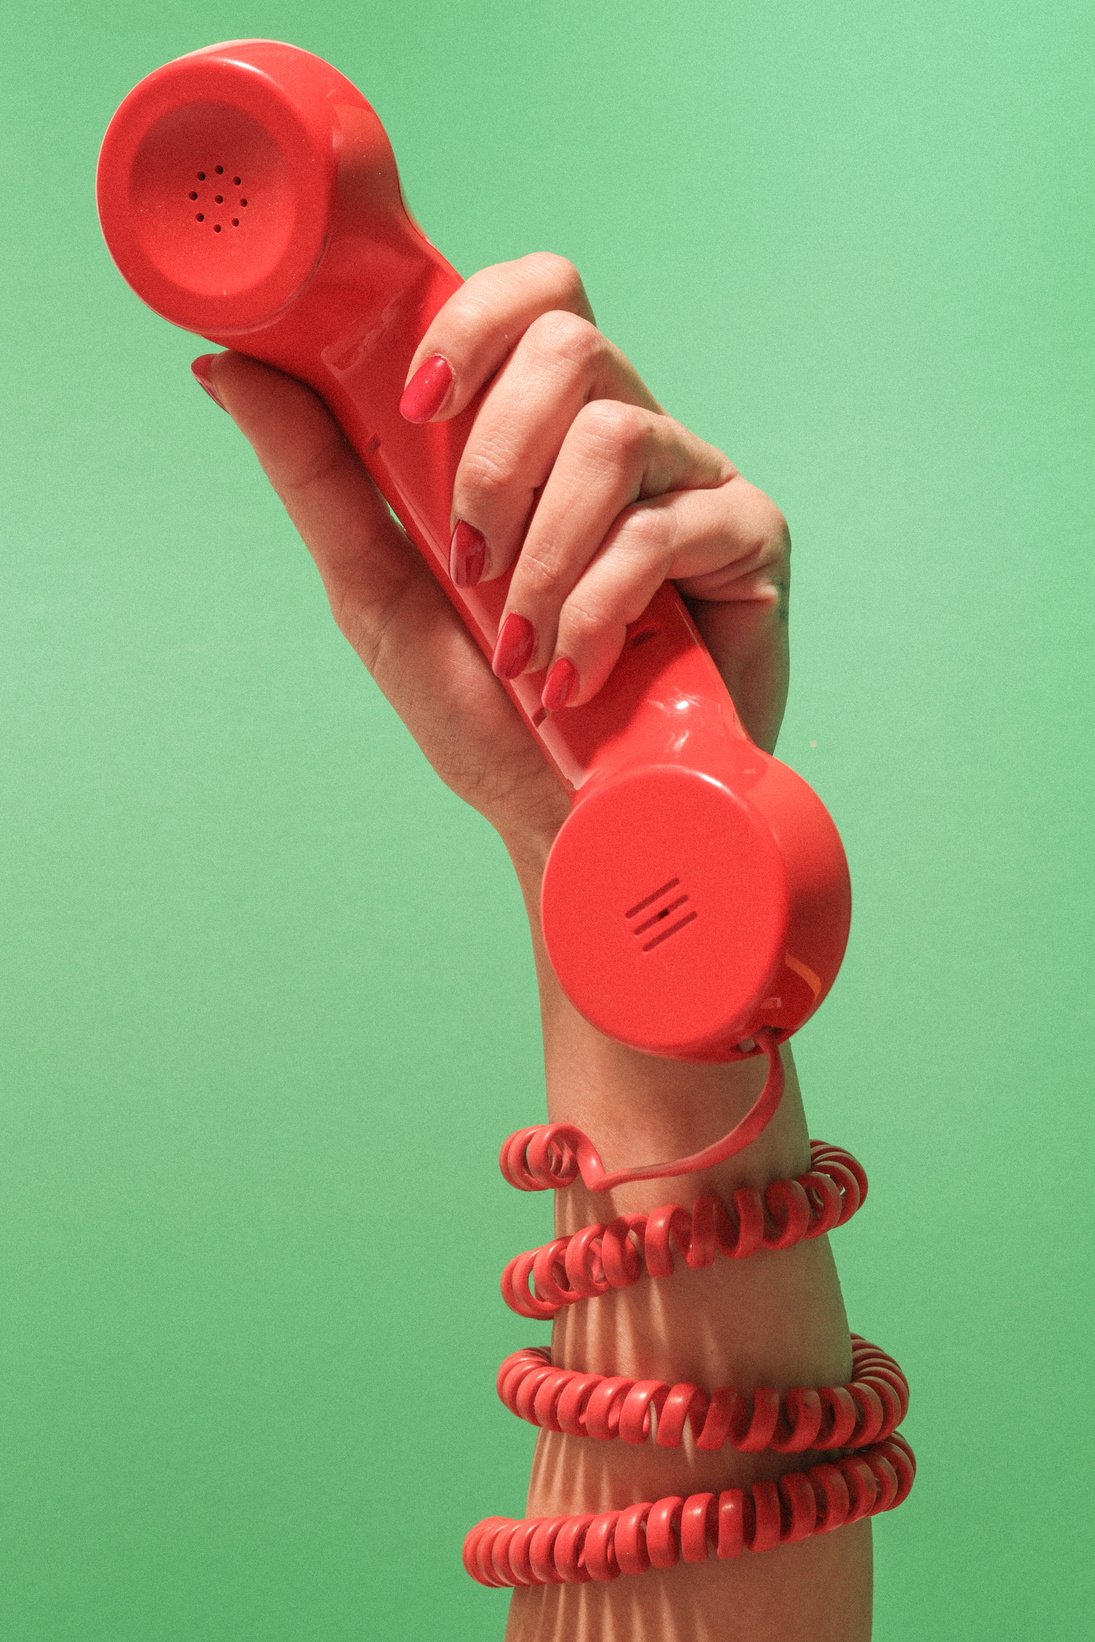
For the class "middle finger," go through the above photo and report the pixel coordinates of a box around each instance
[449,308,663,593]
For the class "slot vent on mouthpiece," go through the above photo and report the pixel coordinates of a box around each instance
[625,876,698,952]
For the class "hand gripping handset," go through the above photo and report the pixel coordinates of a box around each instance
[96,39,851,1066]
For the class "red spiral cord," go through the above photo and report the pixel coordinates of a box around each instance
[464,1028,915,1588]
[502,1138,869,1321]
[499,1030,787,1195]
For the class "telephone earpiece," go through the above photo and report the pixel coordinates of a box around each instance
[97,39,851,1062]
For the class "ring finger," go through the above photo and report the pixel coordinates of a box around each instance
[493,399,735,691]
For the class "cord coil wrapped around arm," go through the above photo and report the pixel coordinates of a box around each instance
[464,1031,914,1589]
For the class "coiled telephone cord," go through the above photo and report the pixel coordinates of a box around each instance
[464,1029,914,1587]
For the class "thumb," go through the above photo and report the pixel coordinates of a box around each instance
[191,350,424,668]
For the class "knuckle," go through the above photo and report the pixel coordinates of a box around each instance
[575,398,651,460]
[758,497,792,564]
[728,482,792,569]
[559,592,619,648]
[521,251,588,306]
[360,589,403,677]
[276,433,353,497]
[514,542,562,598]
[333,576,403,675]
[617,502,671,559]
[458,444,514,506]
[525,307,602,371]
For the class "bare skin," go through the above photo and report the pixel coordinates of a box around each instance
[196,251,871,1640]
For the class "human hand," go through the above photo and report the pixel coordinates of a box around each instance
[195,253,790,861]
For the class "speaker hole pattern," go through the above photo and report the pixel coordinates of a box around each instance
[188,167,249,230]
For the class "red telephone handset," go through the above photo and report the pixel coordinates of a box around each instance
[96,39,851,1065]
[96,47,918,1581]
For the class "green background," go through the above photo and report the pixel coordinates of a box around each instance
[2,1,1091,1636]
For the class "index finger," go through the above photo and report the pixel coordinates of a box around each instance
[398,252,598,422]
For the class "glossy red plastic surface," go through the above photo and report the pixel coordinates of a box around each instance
[497,1333,908,1452]
[466,1434,915,1585]
[500,1138,869,1320]
[97,40,851,1060]
[467,1127,915,1588]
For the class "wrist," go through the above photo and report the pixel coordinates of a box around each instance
[500,827,553,888]
[501,835,813,1204]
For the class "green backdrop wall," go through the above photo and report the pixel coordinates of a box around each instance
[3,2,1091,1637]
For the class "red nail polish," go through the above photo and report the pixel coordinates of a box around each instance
[542,656,578,711]
[191,354,226,411]
[450,520,487,588]
[493,613,536,680]
[399,354,453,422]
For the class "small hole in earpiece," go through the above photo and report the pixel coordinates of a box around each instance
[233,176,241,186]
[197,171,206,181]
[189,191,198,200]
[214,195,223,204]
[215,165,224,174]
[195,213,204,221]
[213,223,222,233]
[240,198,248,207]
[231,218,240,227]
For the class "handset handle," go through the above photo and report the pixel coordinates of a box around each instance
[97,38,851,1061]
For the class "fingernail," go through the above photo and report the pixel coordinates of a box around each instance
[493,613,536,680]
[450,520,487,589]
[399,354,453,422]
[542,656,578,711]
[191,354,226,411]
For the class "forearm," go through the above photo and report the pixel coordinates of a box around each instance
[500,838,872,1642]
